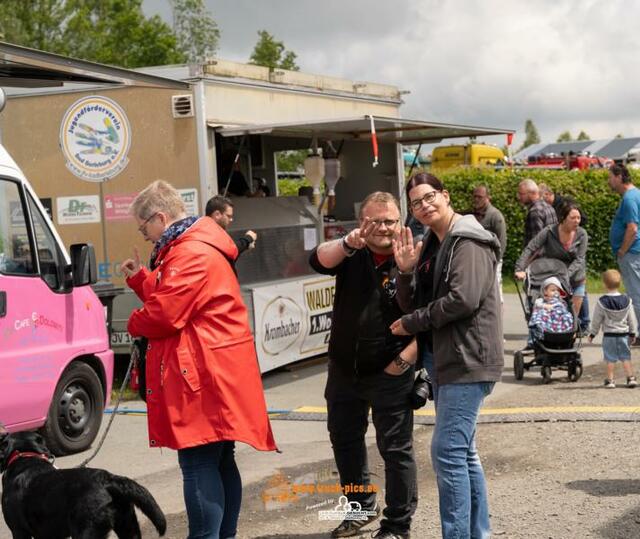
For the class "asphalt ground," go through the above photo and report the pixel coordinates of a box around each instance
[2,294,640,538]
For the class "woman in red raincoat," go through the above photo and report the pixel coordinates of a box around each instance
[121,180,276,539]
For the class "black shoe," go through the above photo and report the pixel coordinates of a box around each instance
[371,529,410,539]
[330,505,380,537]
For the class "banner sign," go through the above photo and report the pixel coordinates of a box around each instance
[178,188,199,217]
[252,275,335,372]
[56,195,101,224]
[104,194,136,221]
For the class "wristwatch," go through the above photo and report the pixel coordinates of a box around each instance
[341,237,357,256]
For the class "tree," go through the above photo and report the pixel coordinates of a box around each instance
[0,0,67,52]
[520,119,541,150]
[0,0,186,68]
[276,150,306,172]
[556,131,573,142]
[249,30,299,71]
[171,0,220,63]
[576,130,591,141]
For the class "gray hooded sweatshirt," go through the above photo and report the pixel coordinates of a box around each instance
[589,293,638,338]
[397,214,504,385]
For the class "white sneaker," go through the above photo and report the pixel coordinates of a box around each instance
[604,379,616,389]
[627,376,638,388]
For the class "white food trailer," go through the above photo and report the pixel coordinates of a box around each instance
[0,49,513,371]
[210,115,512,371]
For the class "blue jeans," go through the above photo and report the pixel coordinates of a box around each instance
[431,382,495,539]
[619,251,640,324]
[178,441,242,539]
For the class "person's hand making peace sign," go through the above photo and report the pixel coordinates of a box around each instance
[343,217,381,250]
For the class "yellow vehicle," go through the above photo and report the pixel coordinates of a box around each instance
[431,143,506,170]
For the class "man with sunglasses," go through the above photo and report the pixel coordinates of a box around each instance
[309,191,418,539]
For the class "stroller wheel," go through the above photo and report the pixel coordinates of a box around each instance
[568,363,583,382]
[514,351,525,380]
[541,365,552,384]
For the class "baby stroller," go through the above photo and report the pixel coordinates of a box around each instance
[513,258,583,384]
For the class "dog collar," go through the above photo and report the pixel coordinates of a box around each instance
[6,450,52,469]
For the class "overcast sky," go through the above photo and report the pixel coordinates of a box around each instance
[144,0,640,148]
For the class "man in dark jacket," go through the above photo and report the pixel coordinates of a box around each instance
[309,192,417,539]
[205,195,257,257]
[473,185,506,301]
[518,179,557,246]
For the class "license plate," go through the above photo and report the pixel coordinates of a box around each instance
[110,331,133,346]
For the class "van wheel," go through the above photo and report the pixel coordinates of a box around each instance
[40,362,104,456]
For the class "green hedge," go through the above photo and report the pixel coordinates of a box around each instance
[421,168,640,275]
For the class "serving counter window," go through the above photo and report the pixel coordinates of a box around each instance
[226,196,319,285]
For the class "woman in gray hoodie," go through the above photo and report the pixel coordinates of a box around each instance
[390,173,503,539]
[515,199,588,317]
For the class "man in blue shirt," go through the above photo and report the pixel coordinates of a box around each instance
[609,164,640,324]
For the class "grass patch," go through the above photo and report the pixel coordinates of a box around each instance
[110,355,142,402]
[110,384,140,402]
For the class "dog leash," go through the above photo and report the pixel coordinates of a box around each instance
[77,352,135,467]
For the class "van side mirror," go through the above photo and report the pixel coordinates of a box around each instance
[70,244,97,286]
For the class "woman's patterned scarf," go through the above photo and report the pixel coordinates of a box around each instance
[149,216,199,270]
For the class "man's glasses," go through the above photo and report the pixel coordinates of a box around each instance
[410,190,440,210]
[370,219,400,228]
[138,212,158,234]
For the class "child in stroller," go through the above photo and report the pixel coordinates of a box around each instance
[528,276,574,344]
[514,258,583,383]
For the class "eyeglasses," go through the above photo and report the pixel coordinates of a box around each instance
[370,219,400,228]
[138,212,159,234]
[410,190,440,210]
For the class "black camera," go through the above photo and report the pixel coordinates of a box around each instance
[410,368,433,409]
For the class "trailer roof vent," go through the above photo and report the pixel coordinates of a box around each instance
[172,94,194,118]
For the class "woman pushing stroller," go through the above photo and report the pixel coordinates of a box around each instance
[515,198,588,318]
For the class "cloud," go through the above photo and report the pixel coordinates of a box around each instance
[145,0,640,145]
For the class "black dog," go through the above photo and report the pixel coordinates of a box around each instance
[0,431,166,538]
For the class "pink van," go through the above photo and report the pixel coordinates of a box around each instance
[0,145,113,455]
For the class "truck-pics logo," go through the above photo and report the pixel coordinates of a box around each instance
[60,96,131,182]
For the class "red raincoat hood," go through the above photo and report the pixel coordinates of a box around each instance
[171,217,238,261]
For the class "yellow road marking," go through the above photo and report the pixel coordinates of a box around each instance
[290,405,640,416]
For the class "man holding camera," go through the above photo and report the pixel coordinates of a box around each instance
[309,192,418,539]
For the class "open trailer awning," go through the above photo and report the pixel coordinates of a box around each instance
[0,41,190,89]
[213,115,514,144]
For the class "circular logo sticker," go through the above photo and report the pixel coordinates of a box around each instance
[59,96,131,182]
[260,296,304,355]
